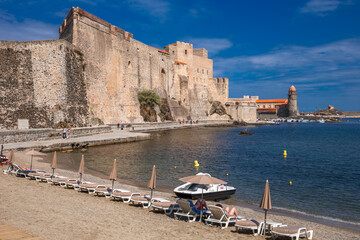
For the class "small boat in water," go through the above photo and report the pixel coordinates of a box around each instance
[173,173,236,200]
[318,119,325,123]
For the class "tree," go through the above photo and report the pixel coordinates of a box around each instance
[137,90,161,107]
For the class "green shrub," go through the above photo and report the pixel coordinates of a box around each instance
[137,90,161,107]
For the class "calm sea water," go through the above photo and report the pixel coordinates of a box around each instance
[45,119,360,226]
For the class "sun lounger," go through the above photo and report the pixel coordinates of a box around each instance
[66,180,89,189]
[205,205,239,229]
[48,176,69,185]
[129,194,153,208]
[78,182,98,194]
[37,173,58,182]
[174,199,201,222]
[61,178,79,188]
[151,200,180,215]
[271,225,313,240]
[94,185,113,198]
[27,171,47,180]
[110,191,138,203]
[129,195,168,208]
[10,164,39,177]
[235,219,265,236]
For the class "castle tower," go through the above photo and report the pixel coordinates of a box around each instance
[288,85,298,117]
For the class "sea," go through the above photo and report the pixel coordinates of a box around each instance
[44,118,360,230]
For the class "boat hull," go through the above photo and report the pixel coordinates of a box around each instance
[174,189,236,201]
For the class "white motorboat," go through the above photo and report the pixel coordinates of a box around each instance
[173,173,236,200]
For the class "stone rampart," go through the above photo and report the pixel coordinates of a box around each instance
[0,40,89,129]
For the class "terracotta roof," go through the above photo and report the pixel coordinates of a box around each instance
[175,60,187,65]
[276,101,288,106]
[170,43,177,46]
[258,108,276,110]
[151,46,169,54]
[256,99,287,103]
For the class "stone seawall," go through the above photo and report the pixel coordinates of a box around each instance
[0,126,111,144]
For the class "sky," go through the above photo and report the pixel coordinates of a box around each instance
[0,0,359,112]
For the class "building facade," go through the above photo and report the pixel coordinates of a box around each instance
[256,85,299,120]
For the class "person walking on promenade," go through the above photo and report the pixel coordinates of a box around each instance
[63,128,67,139]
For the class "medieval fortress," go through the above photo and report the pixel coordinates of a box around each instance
[0,8,297,129]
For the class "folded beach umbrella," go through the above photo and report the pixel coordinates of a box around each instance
[50,151,57,179]
[25,149,46,170]
[9,149,14,163]
[7,149,15,171]
[109,159,117,191]
[147,165,156,200]
[179,174,227,220]
[78,155,85,183]
[260,179,272,235]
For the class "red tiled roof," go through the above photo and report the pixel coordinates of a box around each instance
[151,46,169,54]
[175,60,186,65]
[256,99,287,103]
[258,108,276,110]
[276,102,288,106]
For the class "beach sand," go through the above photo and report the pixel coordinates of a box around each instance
[0,151,358,240]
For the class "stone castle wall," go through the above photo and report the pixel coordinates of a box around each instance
[225,96,258,122]
[0,7,254,130]
[59,8,230,124]
[0,40,89,129]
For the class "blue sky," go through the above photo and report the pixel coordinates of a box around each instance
[0,0,359,111]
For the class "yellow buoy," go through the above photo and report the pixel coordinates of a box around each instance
[289,181,292,185]
[194,161,199,167]
[226,173,229,176]
[283,150,287,157]
[174,166,177,169]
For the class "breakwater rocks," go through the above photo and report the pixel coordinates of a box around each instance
[239,130,253,135]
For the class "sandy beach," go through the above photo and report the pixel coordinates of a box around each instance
[0,151,359,240]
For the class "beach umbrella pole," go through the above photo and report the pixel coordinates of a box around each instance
[200,188,204,222]
[263,209,267,235]
[79,173,82,183]
[112,179,115,191]
[30,155,33,170]
[52,168,55,179]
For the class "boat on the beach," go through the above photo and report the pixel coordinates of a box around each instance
[173,173,236,200]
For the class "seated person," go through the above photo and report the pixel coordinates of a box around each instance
[194,198,208,210]
[216,204,242,219]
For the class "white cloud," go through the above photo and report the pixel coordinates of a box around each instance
[300,0,349,15]
[215,38,360,103]
[183,38,233,56]
[127,0,170,19]
[0,12,58,41]
[214,38,360,74]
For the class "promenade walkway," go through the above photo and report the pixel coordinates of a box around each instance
[2,120,235,151]
[3,129,150,151]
